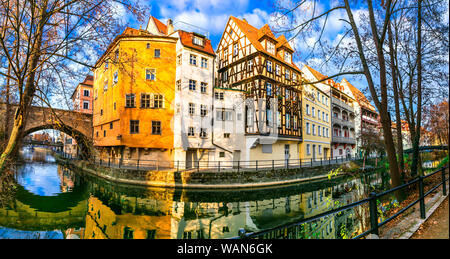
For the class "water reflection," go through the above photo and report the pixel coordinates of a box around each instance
[0,148,389,239]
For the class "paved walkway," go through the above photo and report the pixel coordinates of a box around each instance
[410,196,449,239]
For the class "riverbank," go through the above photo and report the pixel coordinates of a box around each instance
[55,155,379,189]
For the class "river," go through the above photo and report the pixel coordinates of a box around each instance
[0,147,392,239]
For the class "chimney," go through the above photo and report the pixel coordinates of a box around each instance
[167,19,174,35]
[243,18,248,23]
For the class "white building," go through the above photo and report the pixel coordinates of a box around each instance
[146,17,218,169]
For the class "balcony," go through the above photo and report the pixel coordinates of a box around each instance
[332,117,355,129]
[332,98,354,112]
[332,136,356,144]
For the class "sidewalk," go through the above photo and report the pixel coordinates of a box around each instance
[410,196,449,239]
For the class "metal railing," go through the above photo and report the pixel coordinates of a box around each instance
[332,98,354,112]
[332,117,355,129]
[332,136,356,144]
[232,165,449,239]
[56,150,381,173]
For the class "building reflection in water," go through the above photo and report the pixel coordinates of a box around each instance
[82,172,381,239]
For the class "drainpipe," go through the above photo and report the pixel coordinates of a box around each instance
[211,55,232,154]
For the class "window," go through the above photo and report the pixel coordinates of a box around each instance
[285,68,290,80]
[307,144,311,155]
[100,109,103,116]
[113,70,118,84]
[266,82,272,96]
[219,152,225,158]
[306,104,310,115]
[214,92,224,100]
[318,126,321,136]
[104,60,109,70]
[146,69,156,81]
[277,111,281,127]
[110,122,113,129]
[103,130,106,137]
[200,128,207,138]
[275,64,280,75]
[293,115,298,130]
[284,51,291,63]
[189,103,195,116]
[190,54,197,66]
[293,73,297,82]
[200,104,207,117]
[83,101,89,110]
[125,94,135,108]
[224,133,230,138]
[267,41,275,54]
[201,57,208,68]
[266,109,273,126]
[326,128,329,137]
[217,109,233,121]
[188,127,195,136]
[176,80,181,91]
[189,80,196,91]
[146,43,151,49]
[153,94,164,108]
[177,55,182,65]
[306,122,310,134]
[323,127,326,137]
[233,43,238,56]
[326,114,329,122]
[312,107,315,117]
[103,80,108,92]
[193,36,204,46]
[154,49,160,58]
[248,60,253,71]
[322,111,325,121]
[114,102,116,110]
[312,124,316,135]
[130,120,139,134]
[152,121,161,135]
[266,60,273,73]
[222,70,228,82]
[286,89,290,99]
[286,113,291,128]
[200,82,207,93]
[141,94,151,108]
[83,90,90,97]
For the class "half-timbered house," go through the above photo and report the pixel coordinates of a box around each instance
[215,16,304,164]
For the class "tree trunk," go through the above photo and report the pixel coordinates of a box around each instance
[388,22,405,181]
[411,0,423,177]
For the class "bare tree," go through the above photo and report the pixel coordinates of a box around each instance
[0,0,148,173]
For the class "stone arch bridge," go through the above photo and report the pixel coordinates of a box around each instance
[1,103,93,158]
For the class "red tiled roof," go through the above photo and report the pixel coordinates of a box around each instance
[151,16,168,35]
[276,35,294,52]
[178,30,215,56]
[230,16,301,72]
[342,78,376,112]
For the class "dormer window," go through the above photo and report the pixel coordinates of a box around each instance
[193,36,204,46]
[267,41,275,55]
[284,51,291,63]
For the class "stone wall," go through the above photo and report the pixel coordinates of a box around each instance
[56,155,371,189]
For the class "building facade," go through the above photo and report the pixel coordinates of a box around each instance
[92,27,178,165]
[215,16,303,166]
[342,78,380,157]
[299,77,332,162]
[302,66,356,159]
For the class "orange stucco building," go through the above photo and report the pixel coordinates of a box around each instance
[93,27,177,164]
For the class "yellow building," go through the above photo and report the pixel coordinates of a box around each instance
[299,76,332,161]
[92,27,178,164]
